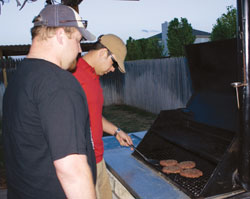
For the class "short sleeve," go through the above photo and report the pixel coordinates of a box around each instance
[38,87,90,161]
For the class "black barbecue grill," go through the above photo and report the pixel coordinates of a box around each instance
[131,1,250,194]
[132,37,242,198]
[103,0,250,198]
[132,110,239,198]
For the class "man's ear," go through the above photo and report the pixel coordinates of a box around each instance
[55,28,65,45]
[98,48,108,58]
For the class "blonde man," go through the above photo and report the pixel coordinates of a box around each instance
[3,4,97,199]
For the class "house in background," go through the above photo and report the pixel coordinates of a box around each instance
[150,21,211,56]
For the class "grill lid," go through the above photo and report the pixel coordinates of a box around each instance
[185,38,238,131]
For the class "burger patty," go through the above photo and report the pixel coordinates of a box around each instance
[160,159,178,167]
[178,161,196,169]
[180,168,203,178]
[162,165,181,174]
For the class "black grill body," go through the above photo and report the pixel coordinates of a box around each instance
[132,39,242,198]
[133,110,240,198]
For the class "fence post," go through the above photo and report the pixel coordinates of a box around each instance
[0,51,7,88]
[0,50,7,88]
[2,68,7,88]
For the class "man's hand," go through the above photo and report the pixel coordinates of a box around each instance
[115,130,133,148]
[102,116,134,149]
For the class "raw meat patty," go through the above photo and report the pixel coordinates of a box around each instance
[180,168,203,178]
[178,161,196,169]
[162,165,181,174]
[160,159,178,167]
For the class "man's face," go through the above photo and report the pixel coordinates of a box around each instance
[94,49,116,76]
[61,29,82,70]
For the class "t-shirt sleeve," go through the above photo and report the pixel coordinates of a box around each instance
[38,87,90,161]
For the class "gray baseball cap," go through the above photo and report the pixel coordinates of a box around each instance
[33,4,96,41]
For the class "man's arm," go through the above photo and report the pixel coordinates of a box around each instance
[54,154,96,199]
[102,116,133,146]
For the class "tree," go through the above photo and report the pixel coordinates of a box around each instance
[144,37,163,59]
[167,17,195,57]
[126,37,143,61]
[126,37,163,61]
[210,6,237,41]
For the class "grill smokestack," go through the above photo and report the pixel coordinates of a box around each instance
[237,0,250,191]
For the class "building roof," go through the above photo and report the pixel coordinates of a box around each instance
[192,29,210,36]
[0,43,95,57]
[148,29,210,39]
[150,33,162,39]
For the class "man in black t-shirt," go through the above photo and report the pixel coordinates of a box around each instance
[3,4,97,199]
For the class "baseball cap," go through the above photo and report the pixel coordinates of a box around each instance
[33,4,96,41]
[99,34,127,73]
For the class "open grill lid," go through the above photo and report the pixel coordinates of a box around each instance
[132,38,241,198]
[185,38,238,132]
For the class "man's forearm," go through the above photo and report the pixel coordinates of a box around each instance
[102,116,133,146]
[102,116,117,135]
[54,154,96,199]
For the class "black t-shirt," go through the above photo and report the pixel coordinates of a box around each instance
[3,58,96,199]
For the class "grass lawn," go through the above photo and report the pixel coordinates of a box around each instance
[102,104,157,135]
[0,104,157,189]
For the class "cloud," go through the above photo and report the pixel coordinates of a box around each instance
[141,29,159,33]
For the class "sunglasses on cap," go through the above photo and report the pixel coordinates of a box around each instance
[59,19,88,29]
[107,49,119,69]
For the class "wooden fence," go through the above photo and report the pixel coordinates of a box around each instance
[0,57,193,116]
[101,57,193,114]
[0,58,22,87]
[0,59,23,118]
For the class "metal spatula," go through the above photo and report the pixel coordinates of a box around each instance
[129,144,159,166]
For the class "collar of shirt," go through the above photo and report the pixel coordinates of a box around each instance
[77,58,99,80]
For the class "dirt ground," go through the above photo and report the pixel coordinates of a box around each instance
[0,104,157,189]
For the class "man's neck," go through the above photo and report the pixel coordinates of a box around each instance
[27,38,61,68]
[82,52,97,69]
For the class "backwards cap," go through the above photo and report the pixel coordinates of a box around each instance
[33,4,96,41]
[99,34,127,73]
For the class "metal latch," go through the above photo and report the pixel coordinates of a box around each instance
[231,82,247,109]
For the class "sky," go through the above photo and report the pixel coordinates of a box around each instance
[0,0,237,45]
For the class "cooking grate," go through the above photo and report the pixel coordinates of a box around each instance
[133,138,216,198]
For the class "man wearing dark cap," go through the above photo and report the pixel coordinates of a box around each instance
[3,4,97,199]
[73,34,133,199]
